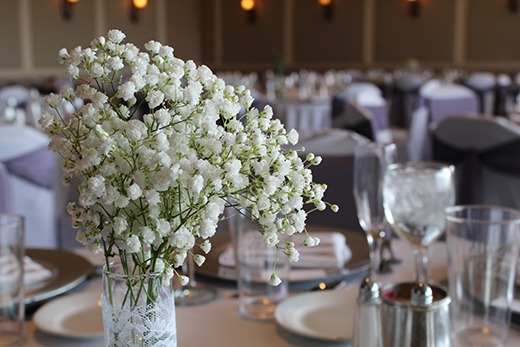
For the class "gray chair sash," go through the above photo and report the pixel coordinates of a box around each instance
[3,146,54,189]
[303,155,363,233]
[432,134,520,205]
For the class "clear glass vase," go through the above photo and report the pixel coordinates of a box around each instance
[101,259,177,347]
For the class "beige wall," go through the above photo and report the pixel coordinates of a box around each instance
[0,0,202,81]
[4,0,520,82]
[202,0,520,73]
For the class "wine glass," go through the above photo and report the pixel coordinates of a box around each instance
[382,162,455,289]
[174,252,218,306]
[353,141,397,286]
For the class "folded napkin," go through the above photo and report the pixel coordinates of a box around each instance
[0,254,54,287]
[219,231,352,269]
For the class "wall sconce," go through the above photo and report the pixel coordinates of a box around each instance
[407,0,420,18]
[61,0,79,20]
[318,0,334,21]
[241,0,256,24]
[130,0,148,23]
[509,0,518,13]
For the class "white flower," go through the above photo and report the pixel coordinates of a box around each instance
[287,248,300,262]
[146,90,164,108]
[200,240,211,254]
[87,175,105,197]
[169,226,195,250]
[44,93,61,108]
[38,111,54,129]
[127,183,142,200]
[144,189,161,206]
[178,275,189,286]
[107,29,125,43]
[145,40,161,54]
[287,129,299,145]
[113,217,128,235]
[119,81,136,101]
[156,218,170,238]
[125,234,141,253]
[303,236,320,247]
[269,273,282,286]
[173,253,186,267]
[193,254,206,266]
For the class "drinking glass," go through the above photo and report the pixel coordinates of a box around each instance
[0,214,25,347]
[353,141,397,283]
[445,205,520,347]
[382,162,455,286]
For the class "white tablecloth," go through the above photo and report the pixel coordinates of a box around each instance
[23,241,520,347]
[273,99,332,133]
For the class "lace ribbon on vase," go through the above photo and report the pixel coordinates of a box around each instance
[101,293,177,347]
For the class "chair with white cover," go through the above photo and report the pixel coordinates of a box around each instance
[422,83,479,123]
[464,72,497,115]
[0,125,59,248]
[432,115,520,210]
[284,129,368,233]
[494,73,512,116]
[332,102,375,141]
[391,72,425,127]
[355,90,391,143]
[331,82,383,133]
[406,83,479,162]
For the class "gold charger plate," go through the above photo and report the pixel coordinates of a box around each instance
[25,249,92,305]
[195,225,370,283]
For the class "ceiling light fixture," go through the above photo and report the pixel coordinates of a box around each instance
[407,0,420,18]
[241,0,256,24]
[130,0,148,23]
[61,0,79,20]
[318,0,334,21]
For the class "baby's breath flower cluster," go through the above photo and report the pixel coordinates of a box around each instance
[40,30,336,285]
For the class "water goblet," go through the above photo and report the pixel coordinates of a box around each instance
[174,252,218,306]
[382,162,455,290]
[353,141,397,284]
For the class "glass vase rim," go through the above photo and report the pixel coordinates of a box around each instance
[445,204,520,225]
[0,213,24,230]
[102,258,164,280]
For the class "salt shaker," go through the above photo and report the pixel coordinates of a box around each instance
[352,278,383,347]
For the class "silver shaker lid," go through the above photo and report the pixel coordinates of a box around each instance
[358,277,381,303]
[410,282,434,307]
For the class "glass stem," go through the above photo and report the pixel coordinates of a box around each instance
[413,246,429,284]
[367,233,381,281]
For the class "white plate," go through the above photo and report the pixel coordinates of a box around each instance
[275,289,356,341]
[33,292,104,339]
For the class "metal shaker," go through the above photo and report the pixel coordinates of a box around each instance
[381,282,451,347]
[352,278,383,347]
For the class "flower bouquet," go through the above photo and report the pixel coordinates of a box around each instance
[40,29,336,346]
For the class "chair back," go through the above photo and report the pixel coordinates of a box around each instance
[432,115,520,209]
[332,102,375,141]
[285,129,368,233]
[464,72,497,114]
[426,84,479,123]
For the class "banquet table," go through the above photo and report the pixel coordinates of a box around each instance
[22,239,520,347]
[272,98,332,132]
